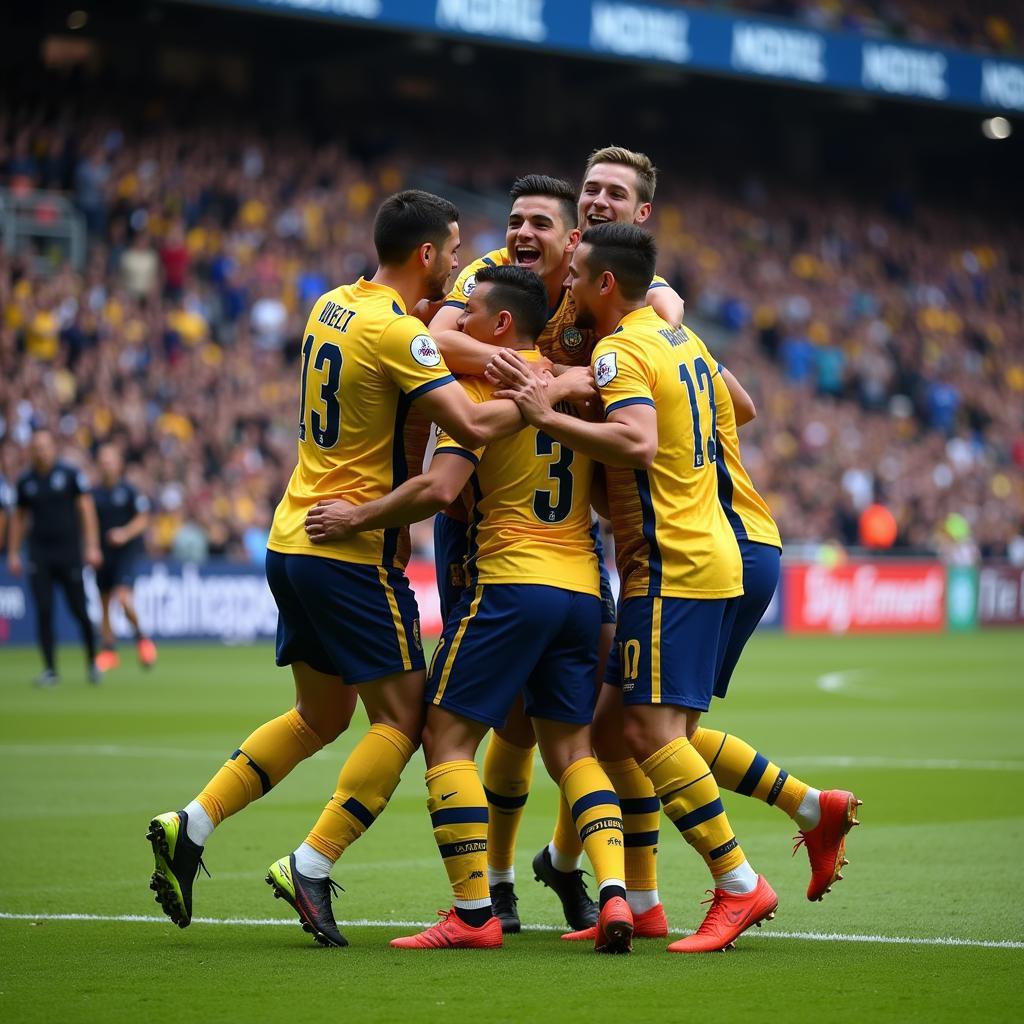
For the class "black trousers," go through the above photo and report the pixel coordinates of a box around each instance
[27,555,97,670]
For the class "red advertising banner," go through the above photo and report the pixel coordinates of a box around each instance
[784,562,946,633]
[977,566,1024,626]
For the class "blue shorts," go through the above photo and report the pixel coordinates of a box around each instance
[590,521,617,626]
[266,550,425,684]
[615,594,738,712]
[714,542,780,699]
[96,549,137,592]
[427,583,601,728]
[434,512,615,628]
[433,511,469,627]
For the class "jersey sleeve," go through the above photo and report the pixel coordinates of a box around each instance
[71,468,90,496]
[433,379,487,464]
[592,338,655,417]
[441,250,502,311]
[648,273,669,289]
[15,475,30,508]
[378,316,457,401]
[133,488,151,515]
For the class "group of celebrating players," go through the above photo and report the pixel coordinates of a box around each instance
[147,146,860,955]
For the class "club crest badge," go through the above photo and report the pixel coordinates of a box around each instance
[561,326,584,352]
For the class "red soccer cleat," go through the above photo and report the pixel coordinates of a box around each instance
[562,901,667,941]
[667,876,778,954]
[594,896,633,954]
[793,790,862,901]
[389,909,503,950]
[95,649,119,672]
[137,637,158,669]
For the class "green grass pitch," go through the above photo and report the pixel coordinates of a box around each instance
[2,631,1022,1022]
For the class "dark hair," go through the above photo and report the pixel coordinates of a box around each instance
[509,174,578,231]
[474,265,549,342]
[373,189,459,266]
[579,223,657,302]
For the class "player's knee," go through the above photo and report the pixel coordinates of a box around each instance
[295,699,354,745]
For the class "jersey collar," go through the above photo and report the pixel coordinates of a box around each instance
[357,278,406,314]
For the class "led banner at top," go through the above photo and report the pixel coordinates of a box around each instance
[208,0,1024,112]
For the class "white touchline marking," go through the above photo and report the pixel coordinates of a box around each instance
[2,744,1019,772]
[1,912,1021,949]
[816,670,860,693]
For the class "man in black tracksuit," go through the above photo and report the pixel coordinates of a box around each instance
[8,429,102,685]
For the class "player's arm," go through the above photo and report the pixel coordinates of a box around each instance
[306,452,474,543]
[721,365,756,426]
[108,500,150,548]
[432,329,506,376]
[646,282,685,326]
[76,493,102,568]
[7,506,28,574]
[491,350,656,469]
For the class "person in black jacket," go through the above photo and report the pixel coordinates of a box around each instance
[93,444,157,671]
[8,429,102,685]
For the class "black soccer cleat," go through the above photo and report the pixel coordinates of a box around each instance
[532,846,598,931]
[490,882,521,935]
[147,810,209,927]
[266,854,348,948]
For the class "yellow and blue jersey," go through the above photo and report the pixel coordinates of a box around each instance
[593,306,742,601]
[268,278,456,568]
[443,247,670,368]
[695,337,782,551]
[433,350,599,597]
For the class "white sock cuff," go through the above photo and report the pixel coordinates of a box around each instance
[454,896,493,910]
[183,801,214,847]
[488,866,515,886]
[293,842,334,880]
[548,841,581,873]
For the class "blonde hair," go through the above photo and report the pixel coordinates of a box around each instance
[583,146,657,204]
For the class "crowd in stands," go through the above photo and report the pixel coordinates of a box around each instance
[1,105,1022,565]
[693,0,1021,54]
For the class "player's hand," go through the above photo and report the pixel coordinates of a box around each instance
[412,298,445,324]
[305,499,359,542]
[549,365,597,404]
[7,552,22,576]
[85,546,102,570]
[106,527,126,547]
[484,349,536,388]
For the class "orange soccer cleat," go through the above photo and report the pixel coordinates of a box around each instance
[562,901,668,941]
[95,649,119,672]
[794,790,862,901]
[137,637,158,669]
[593,896,634,954]
[667,876,778,954]
[389,909,503,950]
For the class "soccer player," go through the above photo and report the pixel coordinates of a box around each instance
[431,152,684,933]
[559,340,862,944]
[294,265,633,952]
[92,444,157,671]
[490,223,778,953]
[145,190,533,937]
[8,429,101,686]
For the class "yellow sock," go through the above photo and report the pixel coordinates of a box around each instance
[641,737,746,878]
[691,727,810,819]
[426,760,490,904]
[196,708,323,825]
[482,732,535,872]
[560,757,624,889]
[551,794,584,861]
[304,724,414,862]
[601,758,659,891]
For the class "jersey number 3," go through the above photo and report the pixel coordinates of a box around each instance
[533,431,574,523]
[298,334,343,449]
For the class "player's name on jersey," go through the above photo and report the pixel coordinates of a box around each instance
[318,301,357,332]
